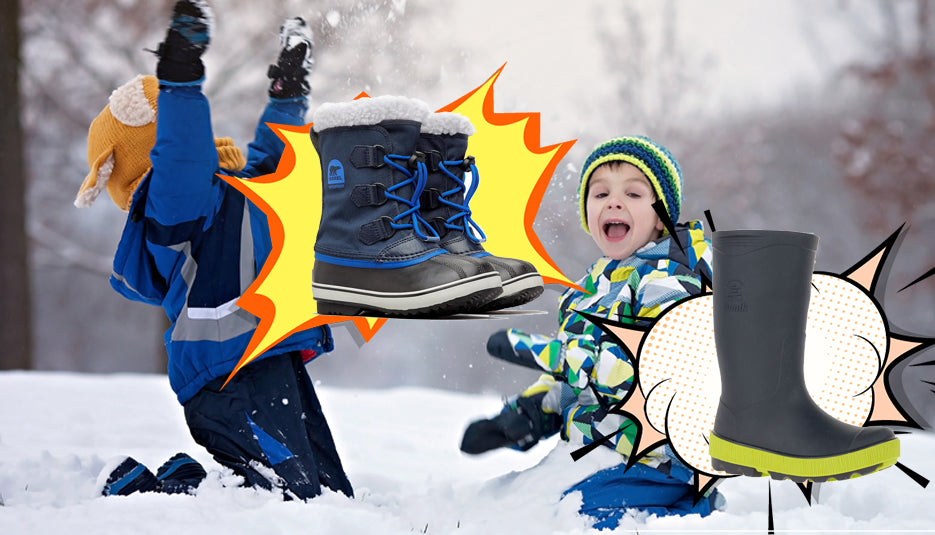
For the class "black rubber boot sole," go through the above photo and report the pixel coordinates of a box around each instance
[315,284,502,317]
[479,283,545,312]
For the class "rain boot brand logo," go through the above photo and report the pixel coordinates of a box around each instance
[327,159,345,189]
[726,280,748,312]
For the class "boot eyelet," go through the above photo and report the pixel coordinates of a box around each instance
[461,155,475,171]
[407,151,426,169]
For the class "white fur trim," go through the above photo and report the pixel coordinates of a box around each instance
[109,74,155,127]
[421,112,475,136]
[312,95,430,132]
[74,153,114,208]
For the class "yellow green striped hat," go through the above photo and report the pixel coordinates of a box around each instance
[577,136,683,233]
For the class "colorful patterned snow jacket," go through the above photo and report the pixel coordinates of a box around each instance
[110,85,332,404]
[508,221,712,458]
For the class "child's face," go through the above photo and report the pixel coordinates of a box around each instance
[586,162,664,260]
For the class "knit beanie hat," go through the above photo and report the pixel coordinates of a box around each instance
[577,136,683,233]
[76,74,246,211]
[76,74,158,211]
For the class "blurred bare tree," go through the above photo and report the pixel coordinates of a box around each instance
[1,0,31,370]
[533,0,736,278]
[19,0,451,373]
[827,0,935,229]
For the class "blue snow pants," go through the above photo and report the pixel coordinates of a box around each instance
[183,352,353,499]
[564,460,718,529]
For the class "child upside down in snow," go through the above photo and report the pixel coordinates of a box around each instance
[75,1,351,500]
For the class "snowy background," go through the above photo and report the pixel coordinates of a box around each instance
[4,0,935,532]
[15,0,935,390]
[1,372,933,534]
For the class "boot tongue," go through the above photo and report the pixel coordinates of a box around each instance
[443,133,469,162]
[380,120,422,156]
[418,133,465,221]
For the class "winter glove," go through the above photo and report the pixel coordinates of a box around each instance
[268,17,314,99]
[460,409,535,454]
[460,394,559,454]
[155,0,212,84]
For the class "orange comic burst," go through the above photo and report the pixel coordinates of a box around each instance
[442,64,579,288]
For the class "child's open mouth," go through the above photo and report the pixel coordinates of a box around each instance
[603,221,630,240]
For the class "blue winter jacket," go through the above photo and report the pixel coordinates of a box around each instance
[110,85,332,404]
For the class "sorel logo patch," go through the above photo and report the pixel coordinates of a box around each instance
[327,159,345,189]
[726,280,748,312]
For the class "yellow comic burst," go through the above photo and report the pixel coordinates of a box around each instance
[441,64,578,287]
[221,66,577,382]
[220,123,387,381]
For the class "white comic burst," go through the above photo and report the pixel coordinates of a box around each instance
[638,274,887,475]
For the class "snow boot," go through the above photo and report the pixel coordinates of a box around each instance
[101,457,159,496]
[268,17,313,100]
[155,452,207,494]
[155,0,213,84]
[417,112,544,311]
[311,96,502,316]
[709,230,899,482]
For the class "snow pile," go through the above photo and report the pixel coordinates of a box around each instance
[0,371,932,534]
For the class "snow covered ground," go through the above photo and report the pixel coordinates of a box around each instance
[1,371,933,534]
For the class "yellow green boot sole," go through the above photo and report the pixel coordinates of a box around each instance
[709,432,900,482]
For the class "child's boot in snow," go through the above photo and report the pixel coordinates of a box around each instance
[155,452,207,494]
[417,112,544,311]
[101,457,159,496]
[311,97,502,316]
[155,0,212,84]
[268,17,313,100]
[709,230,899,482]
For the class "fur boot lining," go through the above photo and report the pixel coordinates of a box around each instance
[313,95,430,132]
[421,112,475,136]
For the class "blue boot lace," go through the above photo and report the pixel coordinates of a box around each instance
[436,156,487,243]
[384,154,440,242]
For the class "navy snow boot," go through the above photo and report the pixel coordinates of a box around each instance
[268,17,313,100]
[418,112,544,311]
[101,457,159,496]
[155,452,207,494]
[155,0,213,84]
[311,96,502,317]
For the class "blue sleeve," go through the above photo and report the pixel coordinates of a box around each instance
[243,98,309,178]
[109,175,166,306]
[147,85,221,228]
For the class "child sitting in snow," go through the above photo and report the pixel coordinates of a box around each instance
[461,136,720,527]
[75,1,352,500]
